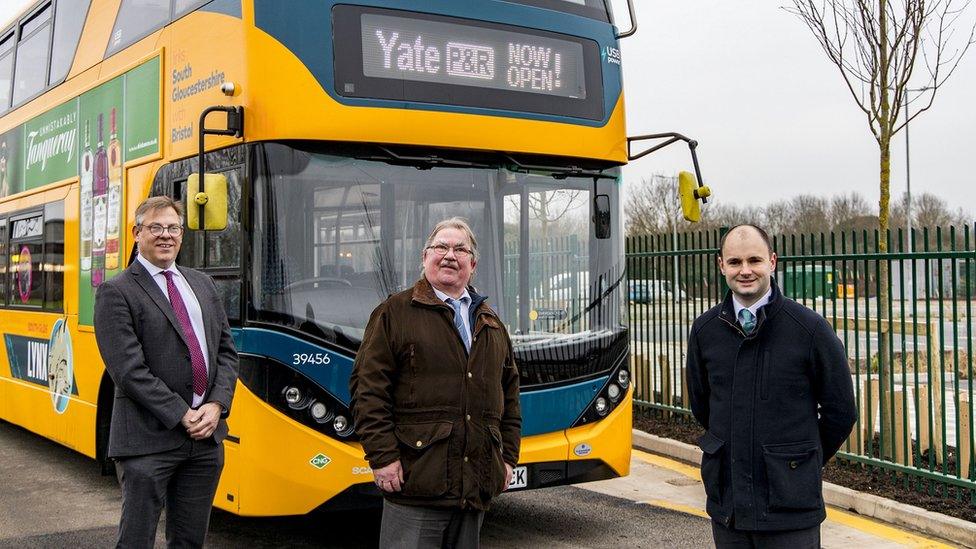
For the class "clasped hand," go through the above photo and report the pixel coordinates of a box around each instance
[181,402,221,440]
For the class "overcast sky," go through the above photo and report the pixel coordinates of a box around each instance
[612,1,976,220]
[2,1,974,219]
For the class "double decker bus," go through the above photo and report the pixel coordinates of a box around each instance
[0,0,634,515]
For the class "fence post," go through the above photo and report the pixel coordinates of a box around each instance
[917,383,945,462]
[631,350,644,398]
[846,378,867,455]
[866,378,881,455]
[893,389,912,466]
[681,365,690,409]
[960,392,972,480]
[658,354,671,419]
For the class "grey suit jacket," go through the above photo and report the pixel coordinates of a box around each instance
[94,259,239,458]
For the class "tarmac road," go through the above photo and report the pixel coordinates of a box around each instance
[0,420,711,548]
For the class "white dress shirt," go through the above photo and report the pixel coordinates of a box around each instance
[732,285,773,323]
[432,285,472,342]
[136,254,210,407]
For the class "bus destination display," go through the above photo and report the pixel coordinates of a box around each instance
[360,13,586,99]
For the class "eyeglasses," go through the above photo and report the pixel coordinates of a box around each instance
[140,223,184,237]
[426,243,473,258]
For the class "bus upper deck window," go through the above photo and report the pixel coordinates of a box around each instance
[12,2,53,106]
[0,51,13,112]
[21,3,52,38]
[49,0,92,86]
[0,31,14,56]
[105,0,169,58]
[174,0,209,20]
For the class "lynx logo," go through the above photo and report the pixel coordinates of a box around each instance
[4,321,78,413]
[573,443,592,457]
[604,46,621,65]
[310,453,332,469]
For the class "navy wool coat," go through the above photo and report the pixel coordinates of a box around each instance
[686,281,856,531]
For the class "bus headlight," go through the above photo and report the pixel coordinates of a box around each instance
[283,386,312,410]
[617,369,630,389]
[607,383,621,402]
[594,397,609,416]
[284,386,301,404]
[334,415,355,437]
[309,401,334,423]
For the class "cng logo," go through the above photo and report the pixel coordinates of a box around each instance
[309,453,332,469]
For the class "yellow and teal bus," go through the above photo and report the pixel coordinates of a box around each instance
[0,0,633,515]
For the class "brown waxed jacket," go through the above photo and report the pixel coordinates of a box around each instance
[350,277,521,511]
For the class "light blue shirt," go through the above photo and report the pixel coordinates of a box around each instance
[136,254,210,407]
[732,285,772,323]
[432,286,472,342]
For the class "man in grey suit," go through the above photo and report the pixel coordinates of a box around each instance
[94,196,238,549]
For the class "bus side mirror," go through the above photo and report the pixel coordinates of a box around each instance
[594,193,611,239]
[186,173,228,230]
[678,171,711,223]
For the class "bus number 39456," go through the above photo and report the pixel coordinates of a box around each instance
[293,353,332,366]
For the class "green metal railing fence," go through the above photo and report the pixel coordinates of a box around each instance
[626,224,976,498]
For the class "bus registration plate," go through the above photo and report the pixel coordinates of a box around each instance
[508,466,528,490]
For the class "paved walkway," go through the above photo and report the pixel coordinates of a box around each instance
[580,450,956,548]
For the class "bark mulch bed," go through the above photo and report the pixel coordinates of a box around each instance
[633,410,976,523]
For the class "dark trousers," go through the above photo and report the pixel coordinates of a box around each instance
[115,439,224,549]
[379,500,485,549]
[711,521,820,549]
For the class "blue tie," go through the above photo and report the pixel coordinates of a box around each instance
[738,308,756,335]
[447,298,471,351]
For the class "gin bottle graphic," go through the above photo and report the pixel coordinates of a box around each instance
[106,108,122,270]
[80,120,94,271]
[92,114,108,287]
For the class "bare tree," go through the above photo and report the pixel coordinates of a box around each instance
[624,174,684,235]
[788,1,975,451]
[913,192,957,228]
[890,191,973,248]
[762,200,793,236]
[830,192,872,230]
[507,190,585,241]
[788,195,832,236]
[787,0,975,241]
[696,202,766,232]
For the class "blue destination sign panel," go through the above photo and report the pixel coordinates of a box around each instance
[333,6,605,120]
[361,13,586,99]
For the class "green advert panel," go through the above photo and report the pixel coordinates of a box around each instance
[78,76,125,325]
[125,57,160,161]
[0,126,24,198]
[24,99,78,189]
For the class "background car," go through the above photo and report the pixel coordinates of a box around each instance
[629,279,686,303]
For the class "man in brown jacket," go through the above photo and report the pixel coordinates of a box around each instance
[350,217,521,548]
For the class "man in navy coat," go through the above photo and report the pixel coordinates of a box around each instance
[687,224,856,548]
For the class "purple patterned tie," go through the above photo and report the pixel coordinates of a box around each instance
[163,271,208,396]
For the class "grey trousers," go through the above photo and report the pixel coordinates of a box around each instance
[379,500,485,549]
[711,521,821,549]
[115,439,224,549]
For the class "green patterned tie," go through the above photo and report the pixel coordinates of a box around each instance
[738,308,756,335]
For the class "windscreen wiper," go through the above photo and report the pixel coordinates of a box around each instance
[365,145,494,170]
[502,154,618,180]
